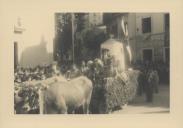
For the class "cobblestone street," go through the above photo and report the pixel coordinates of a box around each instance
[112,84,170,114]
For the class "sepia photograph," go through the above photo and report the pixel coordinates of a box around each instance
[1,0,183,128]
[14,12,170,114]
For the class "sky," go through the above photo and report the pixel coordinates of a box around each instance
[0,0,108,66]
[1,0,57,53]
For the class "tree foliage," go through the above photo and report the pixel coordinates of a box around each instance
[75,27,107,63]
[55,13,108,64]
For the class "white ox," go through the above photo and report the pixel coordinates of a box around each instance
[14,75,67,114]
[39,76,93,114]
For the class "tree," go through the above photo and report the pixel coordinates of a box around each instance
[55,13,73,64]
[55,13,108,65]
[75,13,89,32]
[75,27,107,63]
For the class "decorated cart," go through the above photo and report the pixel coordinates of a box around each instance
[89,38,139,114]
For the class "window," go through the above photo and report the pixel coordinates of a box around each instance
[142,17,151,33]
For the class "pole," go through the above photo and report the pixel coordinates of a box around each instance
[71,13,75,65]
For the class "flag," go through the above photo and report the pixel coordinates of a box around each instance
[125,23,128,37]
[121,17,126,36]
[126,45,132,62]
[121,17,132,62]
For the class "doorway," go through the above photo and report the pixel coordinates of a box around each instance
[14,42,18,69]
[142,49,153,62]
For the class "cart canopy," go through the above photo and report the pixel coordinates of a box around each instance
[100,38,126,72]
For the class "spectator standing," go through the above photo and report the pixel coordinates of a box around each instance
[80,61,87,75]
[145,69,154,102]
[153,69,159,93]
[50,61,60,76]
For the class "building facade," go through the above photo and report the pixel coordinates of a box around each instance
[103,13,170,64]
[128,13,170,64]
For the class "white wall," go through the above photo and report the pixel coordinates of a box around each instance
[151,13,165,34]
[128,13,136,38]
[135,13,165,35]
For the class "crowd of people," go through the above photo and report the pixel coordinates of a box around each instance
[14,59,100,83]
[14,65,54,83]
[132,60,169,102]
[14,59,169,103]
[14,60,168,84]
[132,60,169,84]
